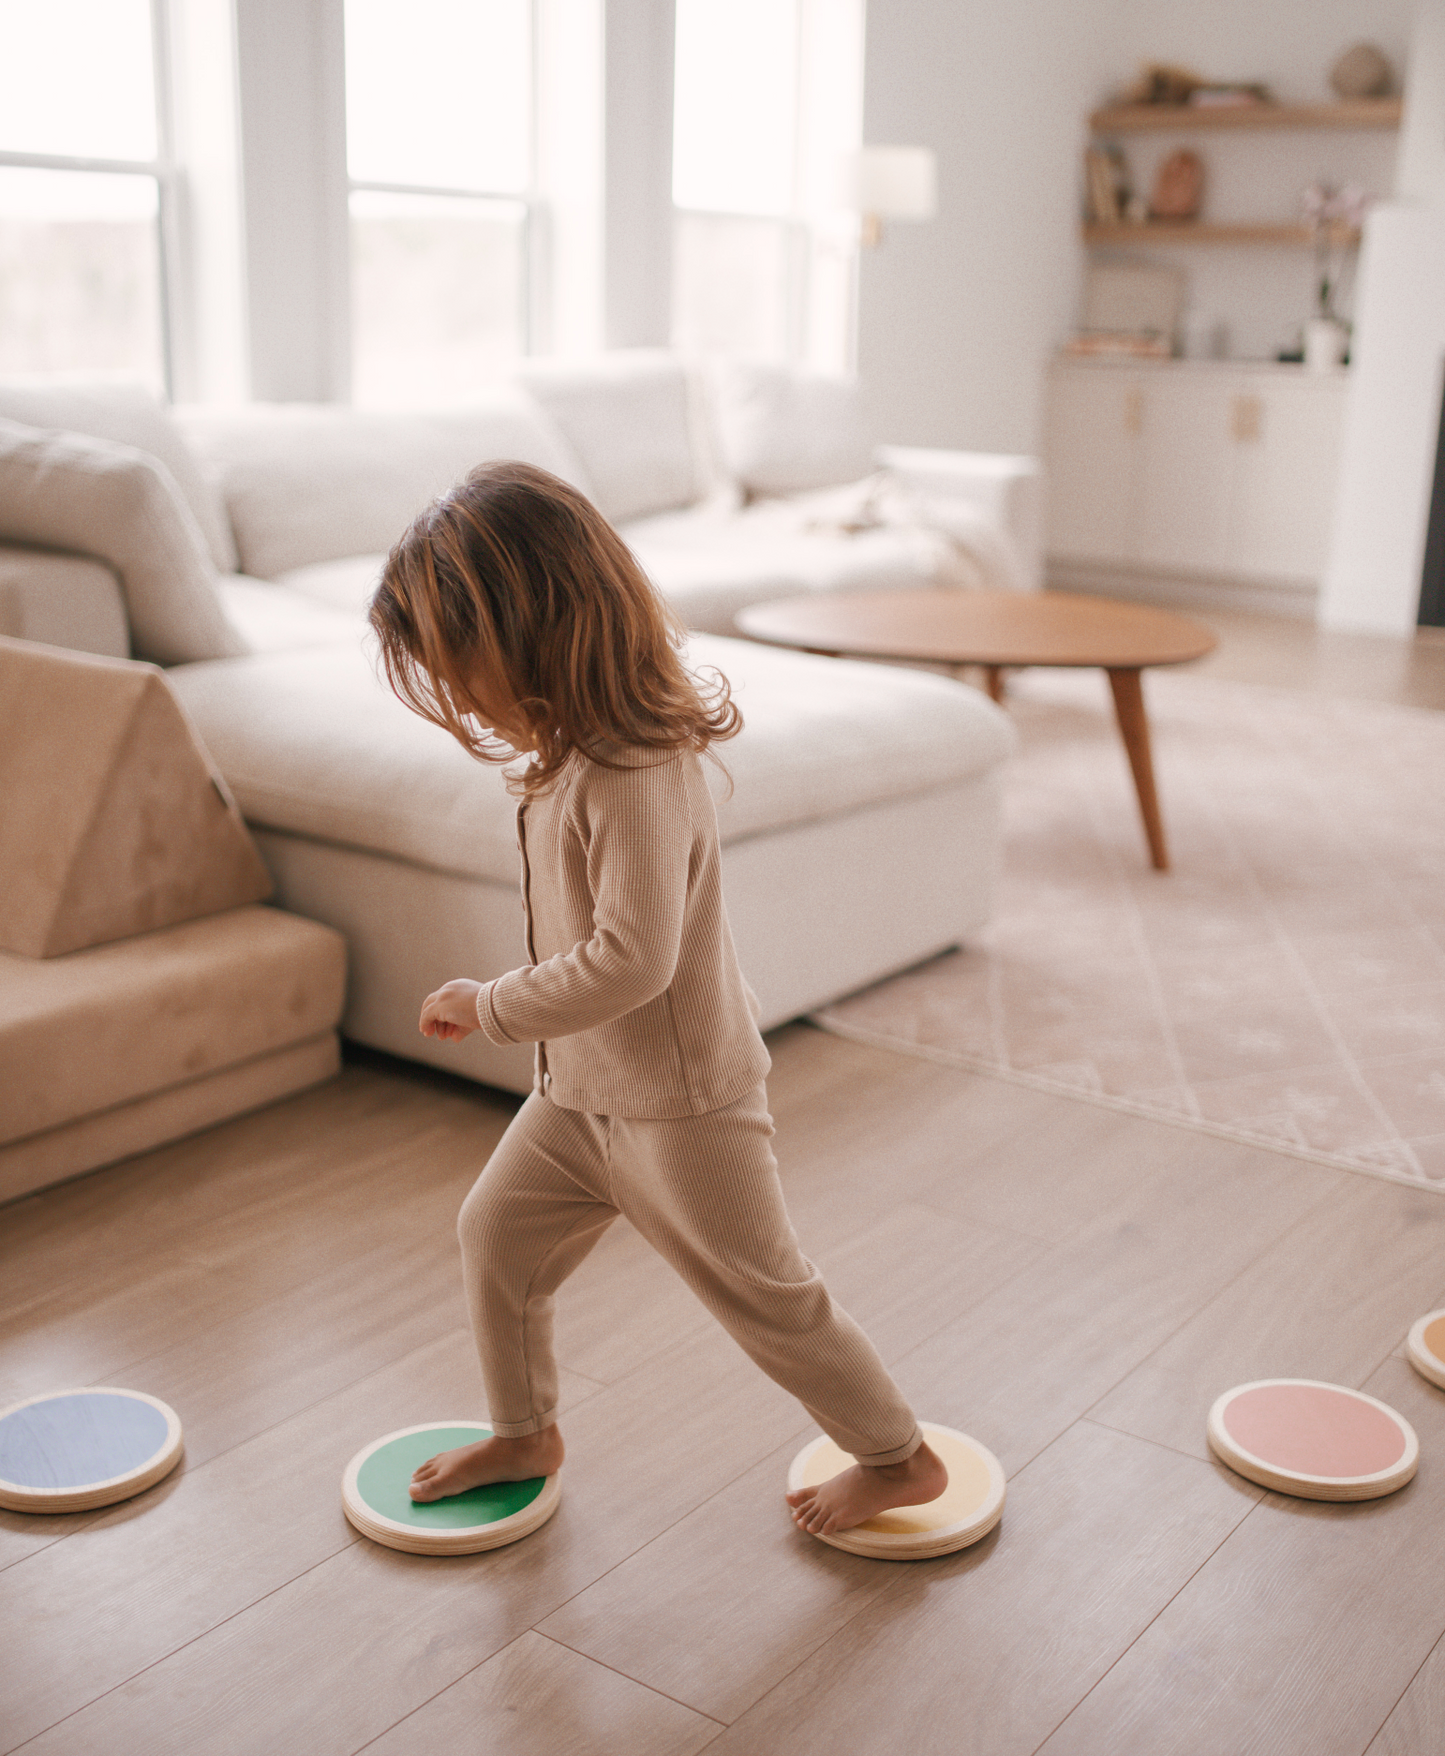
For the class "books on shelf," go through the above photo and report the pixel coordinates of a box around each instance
[1060,332,1172,359]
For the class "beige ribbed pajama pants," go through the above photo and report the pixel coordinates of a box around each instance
[457,1083,923,1466]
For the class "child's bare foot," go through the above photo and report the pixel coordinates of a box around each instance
[786,1440,948,1536]
[409,1425,564,1502]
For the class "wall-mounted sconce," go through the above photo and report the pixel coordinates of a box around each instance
[842,145,938,247]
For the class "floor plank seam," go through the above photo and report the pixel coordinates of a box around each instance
[1361,1623,1445,1755]
[1019,1478,1268,1756]
[341,1634,528,1756]
[650,1558,919,1743]
[508,1418,823,1639]
[1,1540,359,1756]
[528,1631,731,1728]
[1077,1412,1264,1484]
[1069,1169,1369,1431]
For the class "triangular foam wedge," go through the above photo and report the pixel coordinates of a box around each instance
[0,636,271,957]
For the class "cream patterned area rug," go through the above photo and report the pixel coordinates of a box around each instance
[812,667,1445,1190]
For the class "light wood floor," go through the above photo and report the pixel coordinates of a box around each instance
[6,613,1445,1756]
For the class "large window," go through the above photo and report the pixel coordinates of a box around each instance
[671,0,862,368]
[0,0,168,387]
[344,0,533,405]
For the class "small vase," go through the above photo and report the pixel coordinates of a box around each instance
[1304,316,1349,372]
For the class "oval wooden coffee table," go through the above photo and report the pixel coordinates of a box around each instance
[736,588,1216,871]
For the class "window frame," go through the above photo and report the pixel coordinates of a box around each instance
[669,0,860,371]
[0,0,177,392]
[343,0,542,384]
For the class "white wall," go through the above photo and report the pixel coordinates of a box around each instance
[1322,0,1445,633]
[857,0,1114,456]
[857,0,1417,456]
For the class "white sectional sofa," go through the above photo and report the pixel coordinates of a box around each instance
[0,354,1020,1097]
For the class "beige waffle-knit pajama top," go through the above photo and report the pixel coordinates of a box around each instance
[465,743,922,1465]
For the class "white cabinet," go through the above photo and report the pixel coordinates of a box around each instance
[1044,360,1348,598]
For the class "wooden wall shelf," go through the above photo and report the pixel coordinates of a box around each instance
[1089,98,1402,133]
[1082,221,1362,247]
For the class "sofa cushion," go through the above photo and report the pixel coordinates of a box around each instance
[0,379,238,574]
[216,578,369,652]
[275,553,385,614]
[518,352,706,524]
[714,362,876,498]
[620,495,964,634]
[0,418,245,665]
[175,393,592,580]
[0,905,345,1146]
[167,635,1014,886]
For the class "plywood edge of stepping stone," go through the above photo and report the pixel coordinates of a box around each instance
[341,1423,561,1556]
[786,1421,1005,1559]
[0,1388,184,1514]
[1206,1379,1418,1503]
[1407,1310,1445,1391]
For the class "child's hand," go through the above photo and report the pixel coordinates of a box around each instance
[419,979,483,1043]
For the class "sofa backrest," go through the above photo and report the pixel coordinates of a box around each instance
[711,361,877,500]
[175,391,593,579]
[517,351,715,526]
[0,378,239,574]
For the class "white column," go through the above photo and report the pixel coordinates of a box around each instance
[232,0,350,401]
[534,0,606,356]
[164,0,250,403]
[603,0,674,349]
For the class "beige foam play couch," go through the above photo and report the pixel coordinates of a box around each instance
[0,638,346,1200]
[0,355,1018,1100]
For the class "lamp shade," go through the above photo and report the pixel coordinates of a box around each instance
[842,146,937,220]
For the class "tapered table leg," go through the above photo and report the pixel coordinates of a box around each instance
[984,665,1006,703]
[1106,666,1168,871]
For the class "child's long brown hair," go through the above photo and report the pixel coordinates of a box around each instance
[369,461,740,795]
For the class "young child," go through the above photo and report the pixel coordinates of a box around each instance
[368,461,945,1537]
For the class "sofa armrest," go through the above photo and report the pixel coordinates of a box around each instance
[876,446,1044,590]
[0,545,130,659]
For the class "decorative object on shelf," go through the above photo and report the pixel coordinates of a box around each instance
[1084,143,1128,223]
[1150,149,1204,220]
[1301,181,1369,367]
[1060,333,1172,360]
[1065,263,1182,359]
[1117,61,1204,106]
[1330,42,1395,99]
[842,146,937,249]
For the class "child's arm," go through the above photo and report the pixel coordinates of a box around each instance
[475,757,691,1047]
